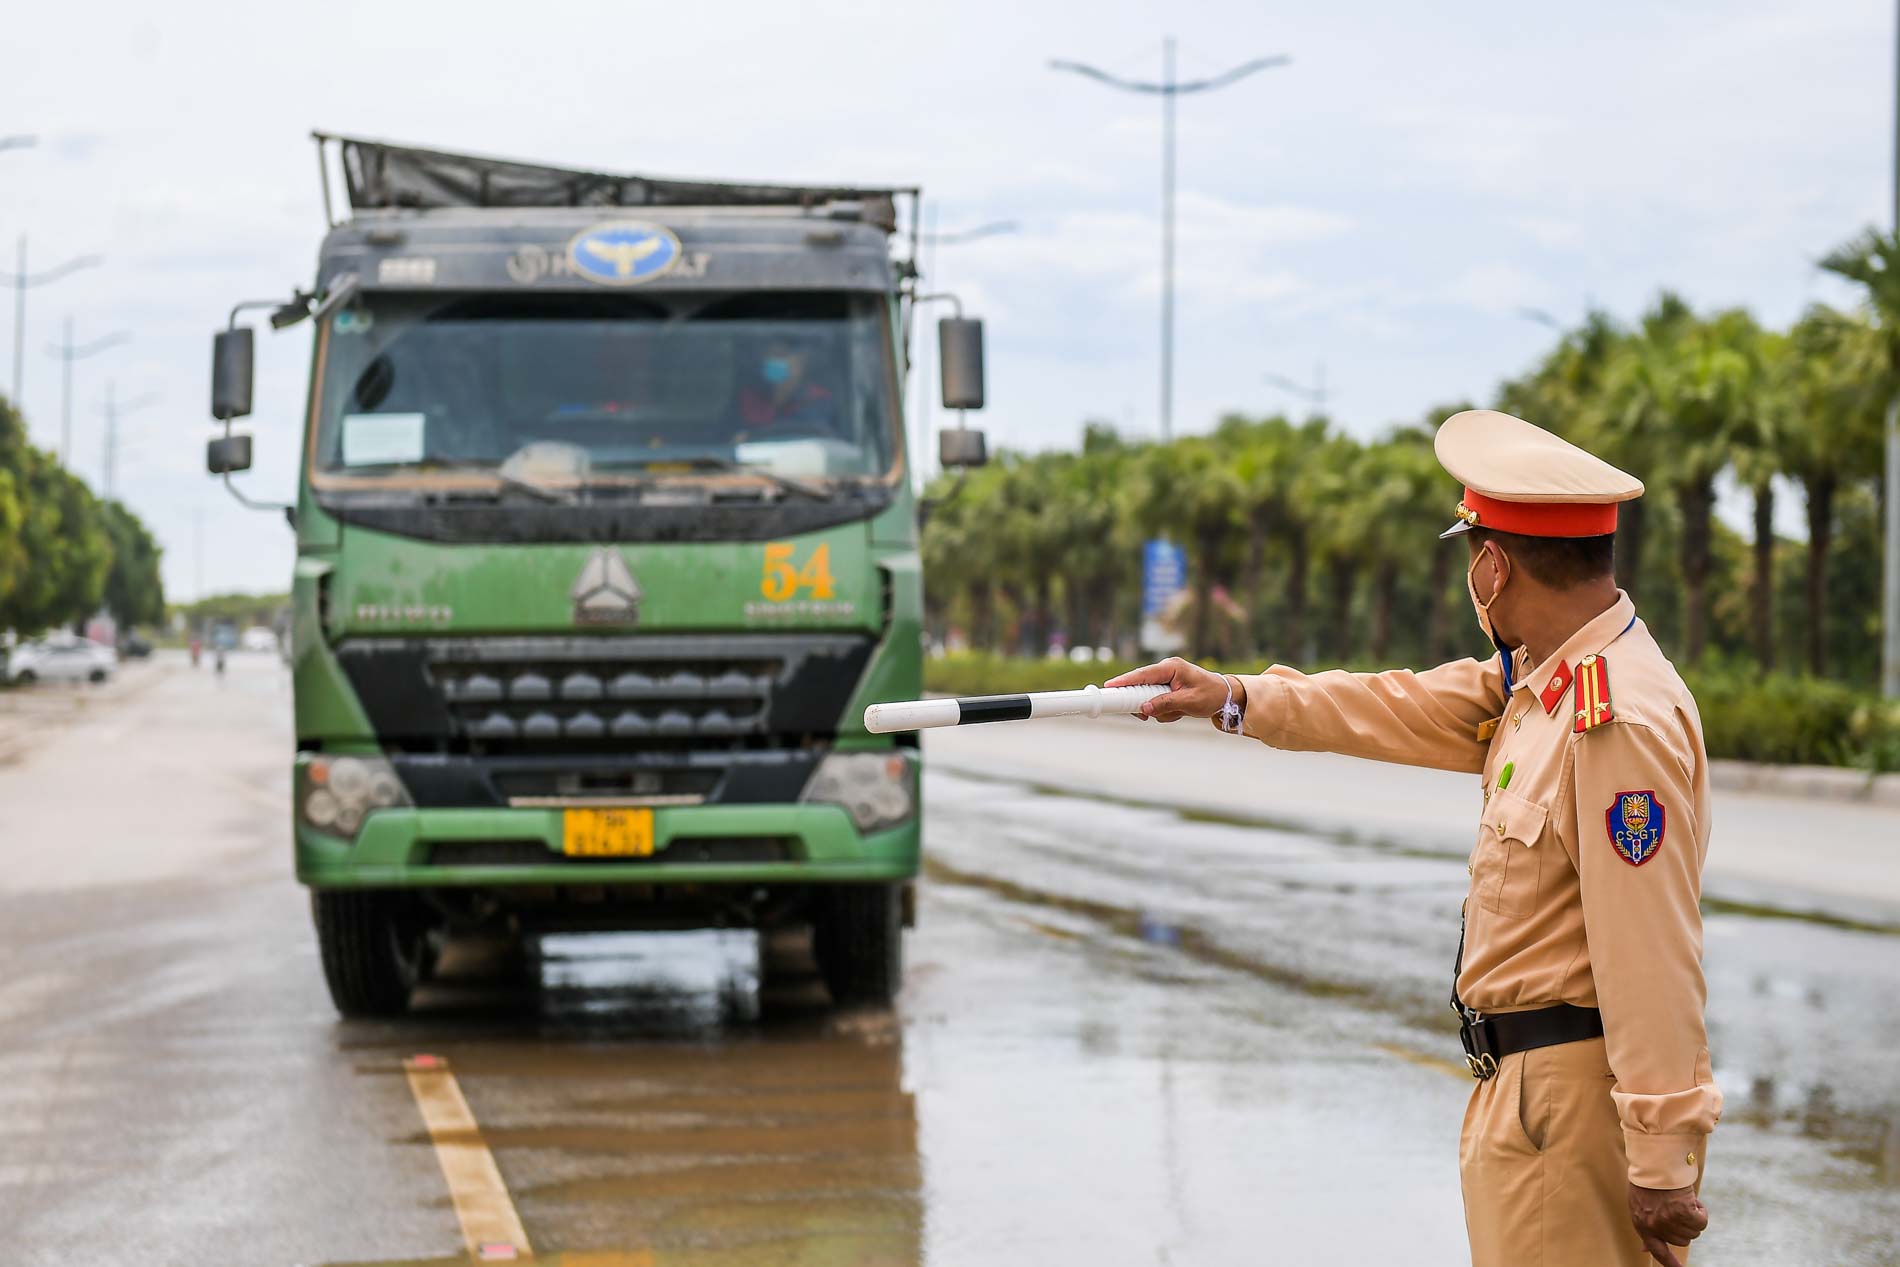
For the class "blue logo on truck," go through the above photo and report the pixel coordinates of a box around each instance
[567,221,681,285]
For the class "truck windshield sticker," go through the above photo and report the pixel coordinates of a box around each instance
[342,413,426,466]
[567,221,682,286]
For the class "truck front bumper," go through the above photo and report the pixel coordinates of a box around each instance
[296,802,919,889]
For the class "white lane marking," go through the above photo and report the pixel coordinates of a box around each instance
[404,1054,533,1262]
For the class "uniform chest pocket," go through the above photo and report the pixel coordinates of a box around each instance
[1472,788,1550,919]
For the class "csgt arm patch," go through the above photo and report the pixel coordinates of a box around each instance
[1606,790,1667,866]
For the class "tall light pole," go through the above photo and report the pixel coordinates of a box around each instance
[1886,0,1900,697]
[1,238,103,407]
[1050,39,1289,442]
[914,218,1020,487]
[47,319,129,467]
[99,381,159,500]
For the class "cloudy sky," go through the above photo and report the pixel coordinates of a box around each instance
[0,0,1889,600]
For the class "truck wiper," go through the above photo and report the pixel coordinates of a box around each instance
[615,456,828,500]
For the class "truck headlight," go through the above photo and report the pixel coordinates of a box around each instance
[801,751,915,834]
[300,754,411,838]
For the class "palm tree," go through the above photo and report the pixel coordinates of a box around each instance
[1221,412,1321,658]
[1785,305,1889,675]
[1129,437,1243,660]
[1358,428,1449,661]
[1737,327,1794,669]
[1820,229,1900,683]
[920,467,983,648]
[1601,298,1762,664]
[1501,311,1651,597]
[1301,433,1367,660]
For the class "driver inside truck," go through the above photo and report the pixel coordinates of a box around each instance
[735,334,836,432]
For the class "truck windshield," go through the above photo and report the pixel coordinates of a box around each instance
[310,291,898,487]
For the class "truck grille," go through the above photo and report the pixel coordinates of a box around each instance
[335,633,873,757]
[435,646,774,743]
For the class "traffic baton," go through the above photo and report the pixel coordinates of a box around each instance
[863,683,1169,734]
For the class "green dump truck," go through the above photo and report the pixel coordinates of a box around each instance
[205,134,989,1015]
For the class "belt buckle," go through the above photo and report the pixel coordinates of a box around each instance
[1458,1011,1499,1080]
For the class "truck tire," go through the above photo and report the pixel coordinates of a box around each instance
[812,883,903,1007]
[312,891,427,1017]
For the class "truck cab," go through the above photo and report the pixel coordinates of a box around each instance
[206,135,987,1015]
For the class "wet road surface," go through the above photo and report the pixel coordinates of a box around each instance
[1,654,1896,1265]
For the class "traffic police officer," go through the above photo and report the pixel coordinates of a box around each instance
[1110,409,1720,1267]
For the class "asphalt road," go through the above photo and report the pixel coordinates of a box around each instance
[1,653,1896,1265]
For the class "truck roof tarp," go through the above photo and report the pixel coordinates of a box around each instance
[320,133,913,232]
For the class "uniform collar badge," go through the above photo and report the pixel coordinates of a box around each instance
[1538,660,1572,715]
[1607,790,1666,865]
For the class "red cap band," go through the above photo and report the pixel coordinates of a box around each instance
[1460,488,1617,538]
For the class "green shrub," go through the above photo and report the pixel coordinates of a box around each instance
[1686,670,1900,771]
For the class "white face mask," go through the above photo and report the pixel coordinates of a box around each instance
[1466,548,1508,654]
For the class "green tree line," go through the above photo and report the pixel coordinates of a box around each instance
[923,231,1900,690]
[0,392,166,637]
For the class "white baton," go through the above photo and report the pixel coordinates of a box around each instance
[863,683,1169,734]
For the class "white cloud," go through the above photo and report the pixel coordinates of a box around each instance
[1440,264,1552,315]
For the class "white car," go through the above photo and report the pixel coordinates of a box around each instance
[239,626,279,653]
[7,638,117,684]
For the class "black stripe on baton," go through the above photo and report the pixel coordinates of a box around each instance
[955,694,1034,724]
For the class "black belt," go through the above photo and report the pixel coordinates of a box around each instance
[1457,1003,1604,1080]
[1451,901,1603,1080]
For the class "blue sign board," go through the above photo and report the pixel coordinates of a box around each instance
[1142,539,1188,618]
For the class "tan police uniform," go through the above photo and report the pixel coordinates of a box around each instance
[1228,411,1721,1267]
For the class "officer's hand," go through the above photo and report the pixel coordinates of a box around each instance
[1627,1183,1707,1267]
[1103,658,1227,723]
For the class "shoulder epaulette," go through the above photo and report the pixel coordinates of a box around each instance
[1573,653,1613,734]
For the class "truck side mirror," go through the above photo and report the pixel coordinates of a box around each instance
[207,433,253,474]
[938,317,985,411]
[939,427,988,469]
[212,328,254,421]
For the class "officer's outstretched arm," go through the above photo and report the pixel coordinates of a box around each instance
[1230,657,1506,773]
[1571,720,1721,1193]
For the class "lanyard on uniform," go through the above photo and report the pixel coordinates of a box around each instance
[1457,613,1638,1021]
[1500,614,1635,699]
[1451,900,1474,1022]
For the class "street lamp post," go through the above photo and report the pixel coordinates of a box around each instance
[1886,0,1900,697]
[1050,38,1289,442]
[47,318,130,467]
[100,380,159,500]
[1,237,103,407]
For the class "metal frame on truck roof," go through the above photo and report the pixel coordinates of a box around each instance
[310,131,920,244]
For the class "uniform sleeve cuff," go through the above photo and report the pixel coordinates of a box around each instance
[1624,1132,1705,1190]
[1236,673,1284,745]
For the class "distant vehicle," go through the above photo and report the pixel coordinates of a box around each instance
[239,626,278,653]
[7,638,116,684]
[119,631,154,659]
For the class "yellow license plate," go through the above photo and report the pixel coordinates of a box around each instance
[562,808,656,857]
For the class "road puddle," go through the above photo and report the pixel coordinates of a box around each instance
[331,928,921,1267]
